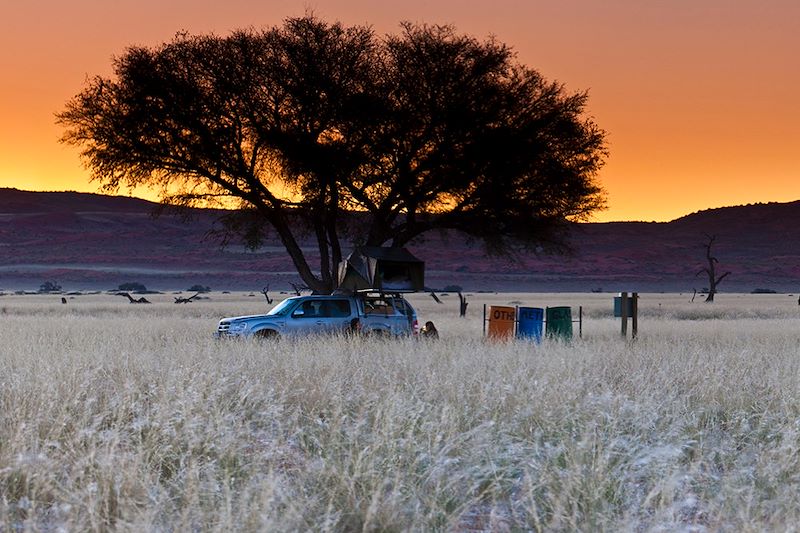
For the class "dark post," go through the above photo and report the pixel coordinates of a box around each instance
[458,292,468,317]
[620,292,629,337]
[631,292,639,339]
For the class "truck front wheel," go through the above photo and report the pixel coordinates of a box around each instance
[255,329,280,340]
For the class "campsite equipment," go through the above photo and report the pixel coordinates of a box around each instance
[338,247,425,291]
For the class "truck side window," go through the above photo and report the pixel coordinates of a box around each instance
[325,299,352,318]
[294,300,322,318]
[365,297,394,315]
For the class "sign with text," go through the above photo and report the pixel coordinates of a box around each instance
[487,306,515,339]
[517,307,544,342]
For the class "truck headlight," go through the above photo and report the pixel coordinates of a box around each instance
[229,322,248,333]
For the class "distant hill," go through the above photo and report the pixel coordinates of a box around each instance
[1,187,798,292]
[0,187,156,214]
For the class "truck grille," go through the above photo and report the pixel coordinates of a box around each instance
[218,321,231,334]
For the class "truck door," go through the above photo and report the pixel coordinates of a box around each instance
[321,299,354,333]
[286,299,325,336]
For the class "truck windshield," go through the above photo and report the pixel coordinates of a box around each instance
[266,299,296,317]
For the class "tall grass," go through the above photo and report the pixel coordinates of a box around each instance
[2,293,800,530]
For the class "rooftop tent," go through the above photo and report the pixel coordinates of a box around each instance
[337,246,425,291]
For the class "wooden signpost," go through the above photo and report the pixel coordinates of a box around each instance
[615,292,639,339]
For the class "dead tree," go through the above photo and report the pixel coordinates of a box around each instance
[457,292,468,317]
[261,285,274,304]
[429,291,443,304]
[174,293,199,304]
[290,282,308,296]
[119,292,151,304]
[696,234,730,302]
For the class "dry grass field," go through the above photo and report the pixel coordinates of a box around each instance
[2,290,800,531]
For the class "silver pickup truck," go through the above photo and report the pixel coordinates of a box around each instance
[215,292,418,339]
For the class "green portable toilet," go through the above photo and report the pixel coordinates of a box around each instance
[546,306,572,340]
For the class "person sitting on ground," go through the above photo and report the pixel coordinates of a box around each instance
[420,320,439,339]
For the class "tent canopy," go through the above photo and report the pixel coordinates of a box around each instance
[337,246,425,291]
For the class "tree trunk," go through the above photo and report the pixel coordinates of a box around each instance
[261,207,330,294]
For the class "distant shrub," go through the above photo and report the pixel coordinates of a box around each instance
[441,284,463,292]
[118,282,147,292]
[187,284,212,293]
[39,281,62,293]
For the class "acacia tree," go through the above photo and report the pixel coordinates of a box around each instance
[58,16,607,293]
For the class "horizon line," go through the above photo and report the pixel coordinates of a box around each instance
[2,186,797,225]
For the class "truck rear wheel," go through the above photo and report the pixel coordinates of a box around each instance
[366,328,388,338]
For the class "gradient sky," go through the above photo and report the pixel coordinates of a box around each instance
[1,0,797,222]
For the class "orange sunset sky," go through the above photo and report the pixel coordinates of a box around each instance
[1,0,797,222]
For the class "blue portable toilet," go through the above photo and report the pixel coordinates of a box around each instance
[517,307,544,342]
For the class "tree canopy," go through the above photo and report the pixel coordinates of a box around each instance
[58,16,607,293]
